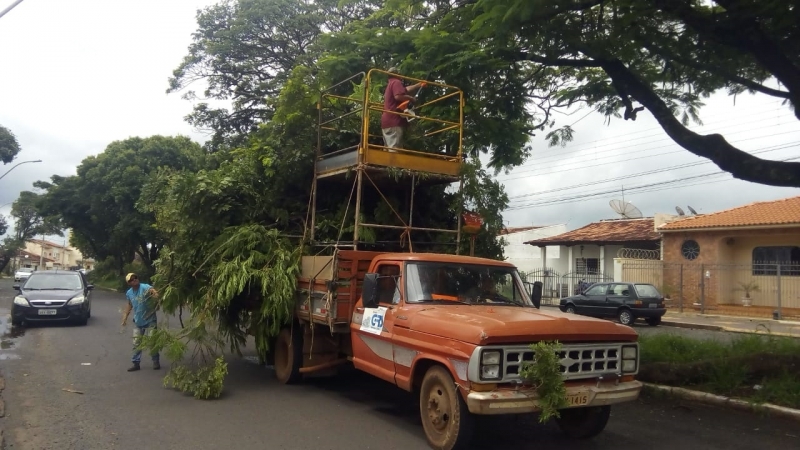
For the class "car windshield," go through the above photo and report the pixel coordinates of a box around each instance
[23,273,83,290]
[634,284,661,298]
[405,262,530,306]
[18,268,33,273]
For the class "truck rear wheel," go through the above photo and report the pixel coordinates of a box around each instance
[419,366,473,450]
[274,327,302,385]
[555,405,611,439]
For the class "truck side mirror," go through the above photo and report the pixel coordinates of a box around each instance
[531,281,543,309]
[362,273,379,309]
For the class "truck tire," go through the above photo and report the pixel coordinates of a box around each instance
[274,326,302,384]
[419,365,474,450]
[555,405,611,439]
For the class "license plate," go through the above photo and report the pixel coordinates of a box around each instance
[649,303,658,308]
[38,309,58,315]
[565,392,590,407]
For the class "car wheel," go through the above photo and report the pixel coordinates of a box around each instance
[618,308,634,326]
[646,317,661,326]
[11,318,23,327]
[565,305,576,314]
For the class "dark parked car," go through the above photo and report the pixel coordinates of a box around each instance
[12,270,93,326]
[559,282,666,326]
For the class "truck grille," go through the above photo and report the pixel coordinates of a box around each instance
[501,343,622,382]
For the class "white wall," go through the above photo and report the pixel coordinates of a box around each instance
[501,224,566,274]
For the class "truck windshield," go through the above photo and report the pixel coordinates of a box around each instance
[405,262,531,306]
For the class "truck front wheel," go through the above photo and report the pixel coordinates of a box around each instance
[419,366,474,450]
[274,327,302,385]
[555,405,611,439]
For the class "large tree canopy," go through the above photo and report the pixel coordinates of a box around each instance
[0,124,21,165]
[370,0,799,184]
[35,136,206,274]
[0,191,61,273]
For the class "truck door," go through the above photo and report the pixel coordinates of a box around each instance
[351,263,402,385]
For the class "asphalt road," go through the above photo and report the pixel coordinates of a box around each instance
[0,277,798,450]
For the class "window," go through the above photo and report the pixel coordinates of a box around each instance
[752,246,800,276]
[376,264,401,304]
[405,262,528,306]
[634,284,661,298]
[681,240,700,260]
[575,258,600,275]
[584,284,607,296]
[608,284,631,296]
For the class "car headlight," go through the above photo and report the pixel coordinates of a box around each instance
[621,344,639,374]
[68,295,86,305]
[13,296,28,306]
[479,349,503,380]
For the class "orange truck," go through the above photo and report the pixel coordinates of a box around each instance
[271,250,642,450]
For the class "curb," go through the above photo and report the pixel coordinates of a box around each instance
[643,383,800,424]
[660,320,798,338]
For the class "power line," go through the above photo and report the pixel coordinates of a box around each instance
[520,110,797,167]
[505,155,800,211]
[506,143,799,200]
[520,99,789,163]
[499,129,800,182]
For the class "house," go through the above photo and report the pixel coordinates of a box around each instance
[524,218,661,298]
[24,239,94,270]
[10,249,56,271]
[656,195,800,318]
[499,224,566,275]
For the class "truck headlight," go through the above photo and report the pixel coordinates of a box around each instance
[479,349,503,380]
[621,344,639,374]
[68,295,86,305]
[13,296,28,306]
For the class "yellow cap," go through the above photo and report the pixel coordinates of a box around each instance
[125,273,138,283]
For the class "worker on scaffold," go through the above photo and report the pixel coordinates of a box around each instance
[381,67,426,151]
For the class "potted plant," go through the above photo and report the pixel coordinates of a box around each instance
[737,280,760,307]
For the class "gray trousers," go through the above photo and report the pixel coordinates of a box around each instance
[381,126,404,151]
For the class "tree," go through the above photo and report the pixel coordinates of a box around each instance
[370,0,800,185]
[168,0,380,150]
[0,124,21,164]
[0,192,62,273]
[35,136,205,275]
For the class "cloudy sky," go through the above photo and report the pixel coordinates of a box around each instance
[1,0,798,239]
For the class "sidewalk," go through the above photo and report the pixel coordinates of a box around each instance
[662,311,800,338]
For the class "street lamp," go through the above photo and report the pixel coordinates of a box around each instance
[0,0,26,20]
[0,159,42,182]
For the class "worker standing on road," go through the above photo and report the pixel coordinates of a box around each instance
[382,67,426,150]
[121,272,160,372]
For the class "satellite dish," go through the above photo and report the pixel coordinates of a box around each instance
[610,199,643,219]
[687,206,698,215]
[675,206,686,216]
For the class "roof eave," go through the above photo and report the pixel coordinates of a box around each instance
[524,239,660,247]
[659,223,800,233]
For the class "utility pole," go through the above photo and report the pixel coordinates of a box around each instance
[0,0,26,20]
[39,235,43,269]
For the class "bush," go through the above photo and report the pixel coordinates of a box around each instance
[87,256,154,292]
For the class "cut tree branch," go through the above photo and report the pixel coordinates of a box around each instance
[597,57,800,187]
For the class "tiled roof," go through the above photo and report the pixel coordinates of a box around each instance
[525,218,659,246]
[28,238,70,249]
[660,196,800,231]
[16,249,56,263]
[500,226,543,235]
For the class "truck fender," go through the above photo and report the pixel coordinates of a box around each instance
[407,355,468,396]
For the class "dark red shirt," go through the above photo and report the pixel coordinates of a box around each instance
[382,77,408,128]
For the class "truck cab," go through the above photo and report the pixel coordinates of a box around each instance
[277,251,642,450]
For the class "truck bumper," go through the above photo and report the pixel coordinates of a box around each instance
[466,380,642,415]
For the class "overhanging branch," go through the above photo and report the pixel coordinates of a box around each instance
[598,58,800,187]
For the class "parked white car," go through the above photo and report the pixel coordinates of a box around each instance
[14,267,35,282]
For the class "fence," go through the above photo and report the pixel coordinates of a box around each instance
[620,260,800,319]
[521,269,613,306]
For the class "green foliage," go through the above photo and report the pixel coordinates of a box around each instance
[736,280,760,298]
[0,192,62,274]
[519,341,568,423]
[35,136,205,275]
[163,358,228,400]
[639,333,800,407]
[0,124,21,164]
